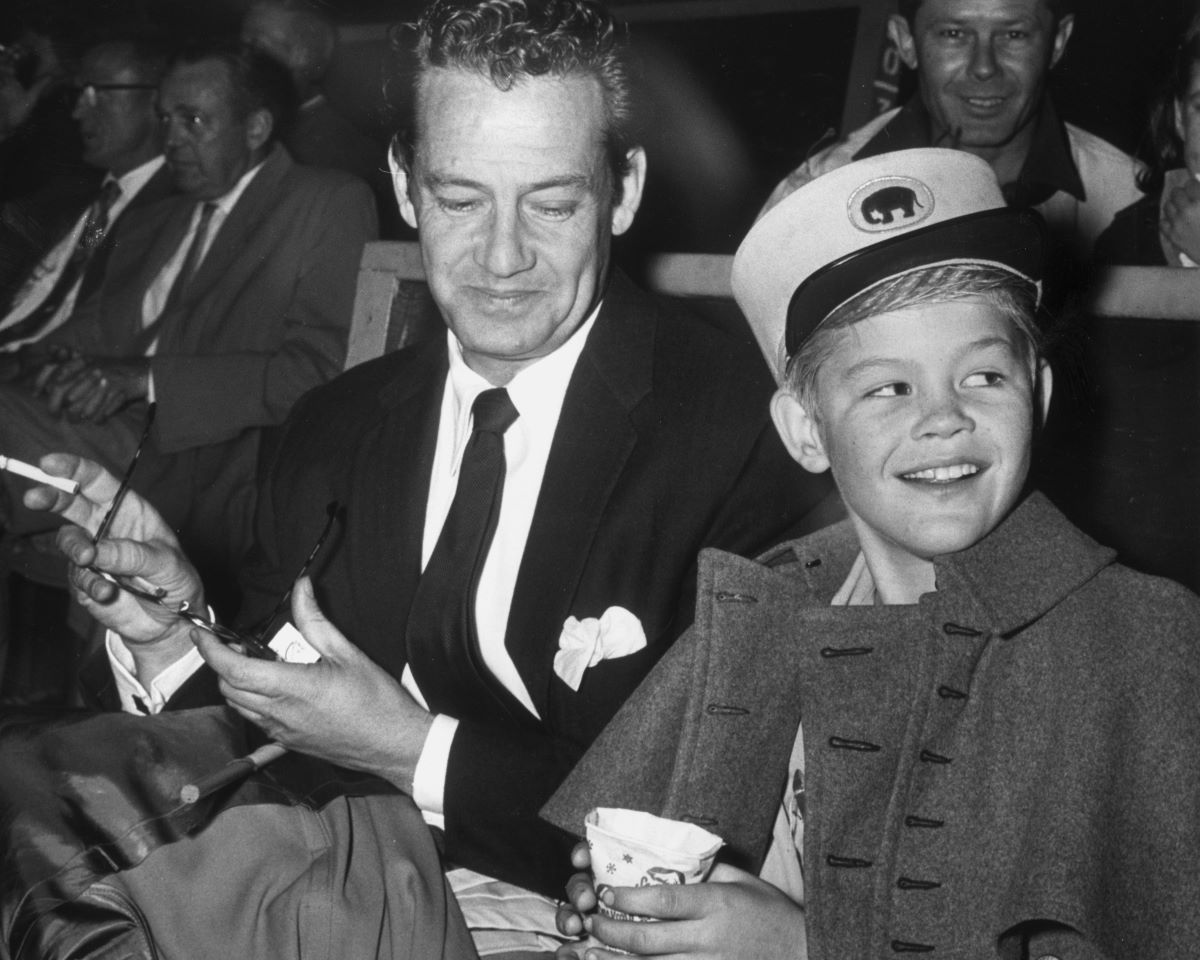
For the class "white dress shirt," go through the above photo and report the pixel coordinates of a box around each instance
[140,159,265,396]
[106,300,601,791]
[0,155,166,350]
[408,306,599,822]
[105,300,602,954]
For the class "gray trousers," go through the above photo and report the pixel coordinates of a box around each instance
[87,794,479,960]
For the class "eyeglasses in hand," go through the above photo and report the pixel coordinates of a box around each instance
[85,402,342,660]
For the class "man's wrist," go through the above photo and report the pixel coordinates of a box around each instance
[124,626,198,687]
[107,628,205,713]
[410,713,458,816]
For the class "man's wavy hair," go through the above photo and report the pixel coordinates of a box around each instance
[390,0,635,199]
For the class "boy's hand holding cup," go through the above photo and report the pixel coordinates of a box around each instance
[573,807,723,953]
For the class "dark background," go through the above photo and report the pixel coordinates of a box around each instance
[4,0,1194,252]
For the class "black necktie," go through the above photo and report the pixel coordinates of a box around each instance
[405,387,530,724]
[0,179,122,348]
[136,201,218,353]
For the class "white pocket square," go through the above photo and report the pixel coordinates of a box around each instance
[553,606,647,692]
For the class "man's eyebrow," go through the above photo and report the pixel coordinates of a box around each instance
[420,172,593,192]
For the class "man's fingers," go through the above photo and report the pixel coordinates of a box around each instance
[291,576,354,660]
[27,454,121,530]
[74,381,109,422]
[91,537,174,582]
[57,524,99,567]
[64,372,99,407]
[67,561,120,605]
[194,627,299,696]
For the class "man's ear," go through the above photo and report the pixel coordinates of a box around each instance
[1035,358,1054,427]
[611,146,647,237]
[388,147,419,230]
[770,389,831,475]
[246,108,273,152]
[1049,13,1075,70]
[887,15,919,71]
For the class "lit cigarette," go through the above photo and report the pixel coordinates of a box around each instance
[0,455,80,494]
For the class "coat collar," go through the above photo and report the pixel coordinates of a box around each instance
[345,338,449,675]
[181,143,293,302]
[930,490,1114,635]
[703,492,1115,637]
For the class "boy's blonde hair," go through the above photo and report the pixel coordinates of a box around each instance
[783,263,1042,418]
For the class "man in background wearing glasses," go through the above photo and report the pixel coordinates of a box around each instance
[0,34,172,379]
[0,40,377,597]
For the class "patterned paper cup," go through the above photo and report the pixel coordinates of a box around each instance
[585,807,723,932]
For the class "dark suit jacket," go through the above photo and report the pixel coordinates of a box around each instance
[52,144,377,576]
[0,161,175,329]
[169,270,831,896]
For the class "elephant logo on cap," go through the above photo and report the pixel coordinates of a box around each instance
[861,186,922,224]
[849,176,935,233]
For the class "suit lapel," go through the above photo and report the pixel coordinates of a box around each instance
[346,340,449,676]
[78,163,176,305]
[168,145,292,332]
[505,272,655,711]
[88,193,193,354]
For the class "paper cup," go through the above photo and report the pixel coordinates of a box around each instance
[585,807,723,931]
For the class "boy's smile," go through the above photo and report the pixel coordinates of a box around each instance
[773,296,1051,601]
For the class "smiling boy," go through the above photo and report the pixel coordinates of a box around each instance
[547,148,1200,959]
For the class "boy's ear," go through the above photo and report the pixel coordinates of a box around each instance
[770,389,831,475]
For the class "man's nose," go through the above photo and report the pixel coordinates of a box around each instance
[70,88,90,120]
[477,209,535,277]
[162,119,186,149]
[967,35,1001,81]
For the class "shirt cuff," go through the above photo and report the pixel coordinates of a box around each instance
[105,629,204,714]
[411,712,459,828]
[147,369,156,404]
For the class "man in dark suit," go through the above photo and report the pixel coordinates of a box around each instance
[0,35,173,372]
[0,40,377,581]
[26,1,833,953]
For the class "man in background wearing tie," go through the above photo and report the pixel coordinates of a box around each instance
[0,34,172,384]
[0,40,376,587]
